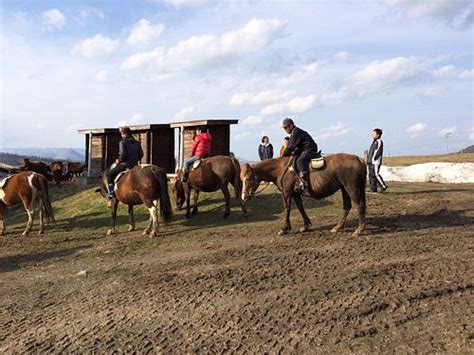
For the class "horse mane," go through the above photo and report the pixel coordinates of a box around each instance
[252,156,290,183]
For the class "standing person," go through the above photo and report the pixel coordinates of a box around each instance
[182,126,213,182]
[367,128,387,193]
[258,136,274,161]
[281,117,319,193]
[280,136,290,157]
[106,126,144,200]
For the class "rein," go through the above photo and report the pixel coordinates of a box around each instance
[253,181,271,195]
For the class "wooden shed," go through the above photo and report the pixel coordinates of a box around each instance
[170,119,239,168]
[78,124,175,181]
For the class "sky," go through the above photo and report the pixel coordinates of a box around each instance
[0,0,473,160]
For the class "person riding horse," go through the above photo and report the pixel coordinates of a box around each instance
[106,126,143,200]
[182,126,212,182]
[281,117,319,193]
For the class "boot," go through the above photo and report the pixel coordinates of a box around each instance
[107,183,115,199]
[294,172,309,193]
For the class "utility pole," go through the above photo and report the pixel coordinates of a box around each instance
[444,132,452,153]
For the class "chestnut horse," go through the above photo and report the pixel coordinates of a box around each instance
[0,172,55,236]
[97,164,172,237]
[172,155,247,219]
[241,154,366,236]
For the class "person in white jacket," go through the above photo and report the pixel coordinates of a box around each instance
[367,128,387,193]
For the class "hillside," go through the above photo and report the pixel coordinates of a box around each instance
[0,152,52,166]
[0,148,84,161]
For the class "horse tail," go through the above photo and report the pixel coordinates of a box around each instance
[231,157,242,198]
[152,166,173,223]
[39,175,55,223]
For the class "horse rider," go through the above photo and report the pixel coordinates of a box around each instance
[182,126,213,182]
[106,126,143,200]
[281,117,319,193]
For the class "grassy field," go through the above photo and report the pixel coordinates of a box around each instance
[383,152,474,166]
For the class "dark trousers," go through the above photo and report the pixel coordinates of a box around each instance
[106,163,128,185]
[296,150,319,175]
[368,163,387,191]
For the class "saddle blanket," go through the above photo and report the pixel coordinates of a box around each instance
[0,174,15,188]
[192,159,203,170]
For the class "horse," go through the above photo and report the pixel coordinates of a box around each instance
[96,164,173,237]
[0,172,55,236]
[19,158,53,182]
[66,162,85,177]
[172,155,247,219]
[50,161,64,186]
[240,154,366,236]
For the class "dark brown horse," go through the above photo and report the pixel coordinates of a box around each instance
[66,162,85,177]
[19,158,53,181]
[97,164,172,237]
[0,172,55,236]
[241,154,366,236]
[50,161,64,186]
[172,156,247,218]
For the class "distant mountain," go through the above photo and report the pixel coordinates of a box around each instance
[0,152,53,166]
[0,148,84,161]
[459,145,474,154]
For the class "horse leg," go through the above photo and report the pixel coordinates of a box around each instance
[191,190,199,215]
[293,194,312,233]
[106,200,118,236]
[146,200,159,237]
[278,192,292,236]
[38,197,45,235]
[22,203,34,237]
[222,185,231,219]
[128,205,135,232]
[346,185,366,236]
[185,187,191,219]
[0,203,5,236]
[331,188,351,234]
[143,214,153,236]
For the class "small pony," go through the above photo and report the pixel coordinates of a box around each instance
[96,164,173,237]
[0,171,55,236]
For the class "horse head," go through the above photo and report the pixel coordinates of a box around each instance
[171,169,186,210]
[240,163,258,202]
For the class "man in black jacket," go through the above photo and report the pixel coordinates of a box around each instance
[106,126,144,199]
[281,117,319,193]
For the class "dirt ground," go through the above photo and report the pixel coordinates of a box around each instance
[1,182,473,353]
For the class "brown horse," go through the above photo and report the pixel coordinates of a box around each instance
[0,172,55,236]
[172,155,247,219]
[50,161,64,186]
[19,158,53,181]
[241,154,366,236]
[97,164,172,237]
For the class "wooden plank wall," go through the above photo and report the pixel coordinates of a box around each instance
[152,129,175,173]
[90,135,104,177]
[105,133,121,169]
[182,125,231,159]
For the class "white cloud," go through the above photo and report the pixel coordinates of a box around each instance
[323,57,428,103]
[468,129,474,141]
[334,51,349,61]
[432,65,474,80]
[241,115,264,126]
[234,132,253,142]
[121,18,287,76]
[72,34,119,58]
[278,60,321,85]
[386,0,473,29]
[94,69,112,82]
[126,19,164,46]
[260,95,316,115]
[230,89,293,106]
[116,113,144,127]
[406,122,426,137]
[163,0,215,8]
[174,106,195,119]
[439,126,456,136]
[316,122,350,140]
[416,85,447,98]
[41,8,66,30]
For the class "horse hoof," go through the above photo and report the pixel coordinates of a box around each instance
[223,213,230,219]
[191,209,198,216]
[142,230,150,236]
[277,229,289,236]
[21,231,29,237]
[128,225,135,232]
[185,213,190,219]
[330,227,340,234]
[106,229,114,236]
[352,229,363,237]
[298,226,310,233]
[38,230,45,235]
[149,231,158,238]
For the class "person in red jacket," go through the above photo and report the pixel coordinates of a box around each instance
[182,126,212,182]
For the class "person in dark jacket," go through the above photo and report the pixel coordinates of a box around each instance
[258,136,274,161]
[367,128,387,193]
[106,126,144,200]
[281,117,319,193]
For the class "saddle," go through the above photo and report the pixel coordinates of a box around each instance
[192,159,204,170]
[114,170,129,184]
[310,157,325,170]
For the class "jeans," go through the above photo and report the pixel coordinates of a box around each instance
[183,156,200,179]
[296,150,319,175]
[106,162,128,185]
